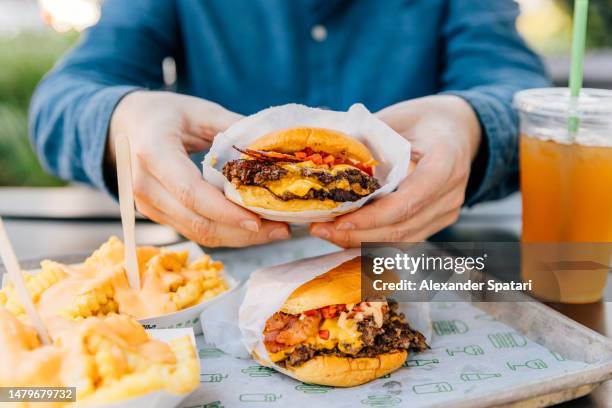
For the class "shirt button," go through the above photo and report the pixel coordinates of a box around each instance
[311,24,327,42]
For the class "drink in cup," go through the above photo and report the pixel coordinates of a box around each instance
[515,88,612,303]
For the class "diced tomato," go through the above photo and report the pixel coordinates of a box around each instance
[303,147,314,155]
[294,151,307,159]
[355,163,373,176]
[323,155,335,164]
[303,309,318,316]
[352,305,363,312]
[307,153,323,164]
[335,157,345,164]
[320,304,346,319]
[318,329,330,340]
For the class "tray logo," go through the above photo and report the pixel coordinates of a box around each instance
[361,395,401,406]
[432,320,469,336]
[460,372,502,381]
[488,332,527,348]
[446,345,484,356]
[200,373,228,383]
[506,359,548,370]
[239,393,282,403]
[412,382,453,394]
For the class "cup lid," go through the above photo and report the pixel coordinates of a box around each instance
[514,88,612,119]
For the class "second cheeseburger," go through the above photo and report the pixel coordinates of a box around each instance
[222,127,381,211]
[257,257,428,387]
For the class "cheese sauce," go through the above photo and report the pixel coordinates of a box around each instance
[264,162,370,198]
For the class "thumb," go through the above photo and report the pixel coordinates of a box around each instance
[181,96,244,141]
[376,99,425,132]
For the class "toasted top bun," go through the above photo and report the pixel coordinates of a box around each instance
[280,257,361,314]
[249,127,375,165]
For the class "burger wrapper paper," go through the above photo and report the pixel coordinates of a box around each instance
[201,249,432,378]
[89,328,198,408]
[202,103,411,223]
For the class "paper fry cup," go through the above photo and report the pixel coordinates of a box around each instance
[202,103,411,223]
[87,328,198,408]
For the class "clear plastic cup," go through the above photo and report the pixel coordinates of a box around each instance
[514,88,612,303]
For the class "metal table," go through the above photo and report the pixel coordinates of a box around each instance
[0,187,609,407]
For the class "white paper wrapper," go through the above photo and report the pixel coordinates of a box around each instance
[202,103,411,223]
[3,242,239,336]
[201,250,431,377]
[92,328,198,408]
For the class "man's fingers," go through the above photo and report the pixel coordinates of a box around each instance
[311,204,460,248]
[312,187,462,247]
[140,142,262,232]
[181,96,243,141]
[333,153,452,231]
[133,175,291,247]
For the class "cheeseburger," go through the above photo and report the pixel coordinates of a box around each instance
[258,257,428,387]
[222,127,381,211]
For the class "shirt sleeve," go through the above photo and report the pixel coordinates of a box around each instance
[439,0,550,206]
[29,0,178,195]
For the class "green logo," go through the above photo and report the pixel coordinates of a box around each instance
[436,302,456,309]
[550,350,566,361]
[474,313,496,322]
[200,373,228,383]
[507,359,548,370]
[199,347,225,359]
[185,402,224,408]
[204,402,225,408]
[432,320,468,335]
[446,345,484,356]
[239,393,282,403]
[404,358,439,367]
[241,366,277,377]
[295,383,333,394]
[488,332,527,348]
[460,372,502,381]
[412,382,453,394]
[360,395,401,406]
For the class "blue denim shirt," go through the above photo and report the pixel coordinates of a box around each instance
[29,0,549,205]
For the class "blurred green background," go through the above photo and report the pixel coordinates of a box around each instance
[0,0,610,187]
[0,31,77,186]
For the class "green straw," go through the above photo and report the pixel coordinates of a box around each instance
[568,0,589,135]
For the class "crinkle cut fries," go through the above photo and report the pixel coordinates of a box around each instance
[0,236,229,321]
[0,309,199,406]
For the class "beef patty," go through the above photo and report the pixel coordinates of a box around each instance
[222,159,380,202]
[274,301,429,368]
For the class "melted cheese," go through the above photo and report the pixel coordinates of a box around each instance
[266,177,324,197]
[263,163,370,198]
[267,316,363,363]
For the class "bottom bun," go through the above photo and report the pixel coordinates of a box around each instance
[234,186,340,211]
[286,351,408,387]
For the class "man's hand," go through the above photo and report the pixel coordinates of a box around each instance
[108,91,290,247]
[310,95,481,247]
